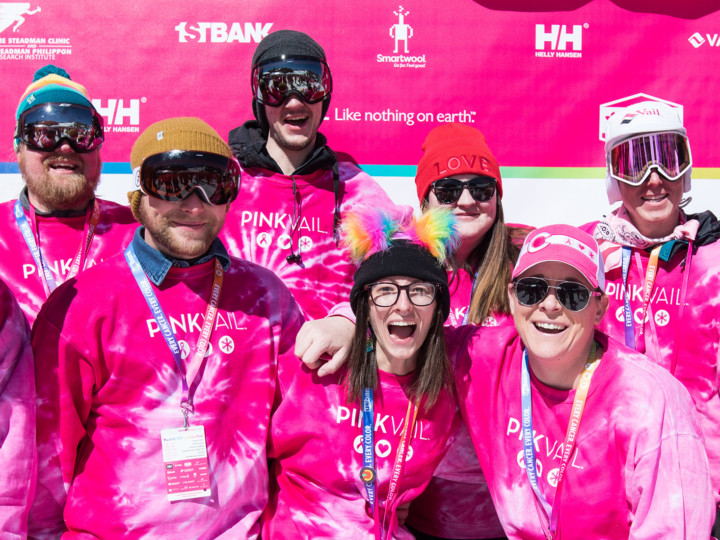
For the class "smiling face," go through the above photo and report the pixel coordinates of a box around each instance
[426,173,497,263]
[617,170,684,238]
[509,261,608,388]
[137,191,228,260]
[368,276,437,376]
[264,95,323,154]
[17,141,101,212]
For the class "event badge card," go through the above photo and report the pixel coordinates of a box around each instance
[160,425,211,501]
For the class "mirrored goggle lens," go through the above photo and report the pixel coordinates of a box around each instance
[432,176,496,204]
[252,57,332,106]
[514,277,593,312]
[609,132,691,185]
[139,151,240,206]
[15,103,104,152]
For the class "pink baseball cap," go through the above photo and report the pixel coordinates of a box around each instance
[512,224,605,290]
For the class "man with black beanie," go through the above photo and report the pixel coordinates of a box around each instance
[222,29,394,320]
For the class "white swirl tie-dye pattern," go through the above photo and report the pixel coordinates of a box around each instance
[30,253,303,538]
[220,163,394,320]
[580,219,720,505]
[0,198,137,324]
[264,359,460,539]
[0,279,35,538]
[448,326,714,538]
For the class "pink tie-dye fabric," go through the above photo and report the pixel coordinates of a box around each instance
[220,163,394,320]
[264,356,460,539]
[0,198,136,325]
[449,325,714,538]
[408,267,507,538]
[581,218,720,505]
[30,253,303,539]
[0,279,35,539]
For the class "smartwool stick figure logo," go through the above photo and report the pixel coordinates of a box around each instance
[389,6,413,54]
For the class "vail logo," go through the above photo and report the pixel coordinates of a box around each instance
[688,31,720,48]
[92,98,143,133]
[598,94,683,142]
[390,6,413,53]
[0,3,40,34]
[175,21,272,43]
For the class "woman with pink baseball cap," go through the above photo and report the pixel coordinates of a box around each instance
[450,223,714,538]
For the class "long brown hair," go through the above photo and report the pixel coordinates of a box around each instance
[344,291,453,411]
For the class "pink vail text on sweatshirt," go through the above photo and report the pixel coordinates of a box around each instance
[449,325,714,538]
[0,198,136,324]
[264,357,461,539]
[30,253,304,539]
[581,218,720,504]
[220,162,394,320]
[0,279,35,539]
[407,267,508,539]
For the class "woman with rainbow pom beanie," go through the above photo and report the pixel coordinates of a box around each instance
[262,206,462,539]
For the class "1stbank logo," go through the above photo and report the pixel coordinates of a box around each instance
[598,93,683,142]
[175,21,272,43]
[688,32,720,48]
[91,98,145,134]
[0,3,73,61]
[535,23,588,59]
[377,5,426,69]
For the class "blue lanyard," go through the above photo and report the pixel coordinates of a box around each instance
[14,200,59,293]
[124,244,223,427]
[621,247,636,349]
[360,388,377,513]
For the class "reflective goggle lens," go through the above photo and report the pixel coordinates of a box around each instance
[139,151,240,206]
[15,103,104,153]
[608,132,691,185]
[513,277,599,312]
[251,57,332,106]
[431,176,497,204]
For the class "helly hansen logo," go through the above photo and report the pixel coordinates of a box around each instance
[535,24,583,51]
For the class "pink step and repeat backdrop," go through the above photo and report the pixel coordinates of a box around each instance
[1,0,719,225]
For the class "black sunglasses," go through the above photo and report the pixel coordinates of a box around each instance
[512,277,601,312]
[431,176,496,204]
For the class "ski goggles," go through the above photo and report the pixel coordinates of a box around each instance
[136,151,240,206]
[15,103,104,153]
[512,277,602,312]
[607,132,692,186]
[251,56,332,106]
[431,176,497,204]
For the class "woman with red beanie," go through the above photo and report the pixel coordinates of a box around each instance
[406,123,529,540]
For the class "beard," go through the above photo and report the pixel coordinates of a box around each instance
[136,197,224,260]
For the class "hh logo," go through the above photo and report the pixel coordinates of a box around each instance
[688,32,720,48]
[92,98,141,126]
[390,6,413,53]
[0,3,40,34]
[535,24,583,51]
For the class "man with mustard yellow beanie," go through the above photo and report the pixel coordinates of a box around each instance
[30,117,304,538]
[0,64,135,325]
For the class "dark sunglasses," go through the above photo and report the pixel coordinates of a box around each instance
[431,176,496,205]
[512,277,601,312]
[15,103,104,153]
[138,151,240,206]
[251,56,332,106]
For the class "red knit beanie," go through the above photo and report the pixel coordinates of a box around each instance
[415,123,502,202]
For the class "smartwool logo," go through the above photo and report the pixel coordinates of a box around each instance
[377,6,426,69]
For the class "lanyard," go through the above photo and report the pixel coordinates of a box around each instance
[621,245,661,352]
[360,387,418,540]
[14,199,101,297]
[521,342,599,539]
[124,245,224,427]
[447,271,478,327]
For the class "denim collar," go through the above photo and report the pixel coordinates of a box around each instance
[131,227,231,286]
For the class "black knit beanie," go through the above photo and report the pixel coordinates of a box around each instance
[350,240,450,319]
[250,30,332,135]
